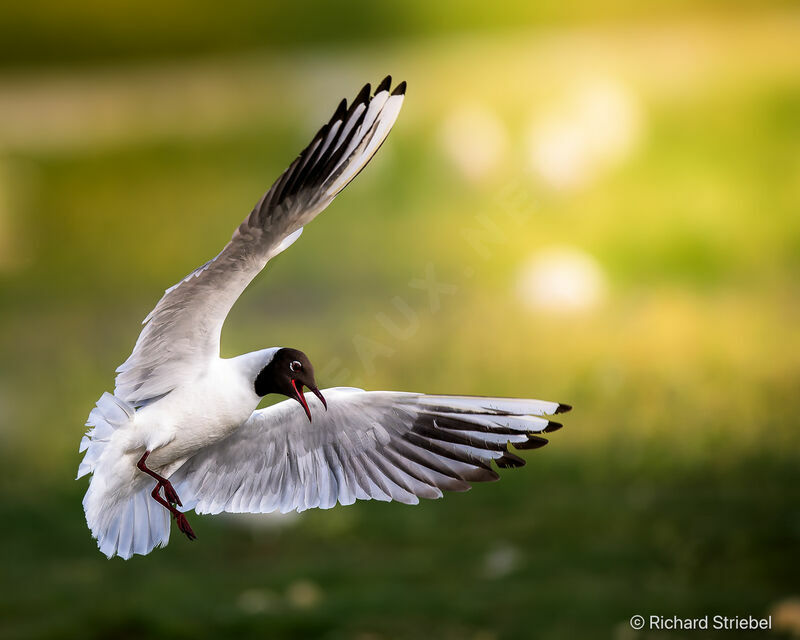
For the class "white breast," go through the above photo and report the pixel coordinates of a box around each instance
[133,357,261,468]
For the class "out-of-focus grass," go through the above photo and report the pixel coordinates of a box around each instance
[0,9,798,640]
[3,449,798,639]
[0,0,788,69]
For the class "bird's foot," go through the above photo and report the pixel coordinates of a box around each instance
[175,513,196,541]
[161,481,183,507]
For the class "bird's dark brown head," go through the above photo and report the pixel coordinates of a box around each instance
[254,348,326,422]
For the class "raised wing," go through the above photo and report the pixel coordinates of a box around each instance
[114,77,406,405]
[170,389,571,515]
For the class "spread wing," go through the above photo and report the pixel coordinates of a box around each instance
[114,77,406,405]
[170,389,571,515]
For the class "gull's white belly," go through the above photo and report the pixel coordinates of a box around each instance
[131,359,260,469]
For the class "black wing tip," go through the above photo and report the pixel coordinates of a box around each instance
[343,83,371,120]
[376,75,392,94]
[514,435,549,450]
[314,122,329,142]
[460,465,500,483]
[496,451,526,469]
[342,78,402,122]
[355,82,371,105]
[484,468,501,482]
[543,421,563,433]
[555,403,572,414]
[330,98,347,123]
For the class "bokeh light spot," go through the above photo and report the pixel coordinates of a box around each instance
[515,246,607,313]
[527,78,642,190]
[439,104,508,181]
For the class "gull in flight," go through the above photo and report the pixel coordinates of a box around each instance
[77,77,571,559]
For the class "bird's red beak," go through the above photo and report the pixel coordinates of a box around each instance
[291,379,326,422]
[311,386,327,411]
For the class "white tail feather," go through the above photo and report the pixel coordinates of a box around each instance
[78,392,170,559]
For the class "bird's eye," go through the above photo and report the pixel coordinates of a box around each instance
[290,360,302,372]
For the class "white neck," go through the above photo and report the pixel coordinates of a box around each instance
[228,347,281,381]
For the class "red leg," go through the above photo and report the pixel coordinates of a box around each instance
[136,451,182,506]
[150,485,197,541]
[137,451,196,541]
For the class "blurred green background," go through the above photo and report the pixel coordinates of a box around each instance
[1,2,799,639]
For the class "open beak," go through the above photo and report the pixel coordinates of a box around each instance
[311,386,327,411]
[290,379,326,422]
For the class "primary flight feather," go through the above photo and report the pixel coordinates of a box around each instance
[77,77,571,559]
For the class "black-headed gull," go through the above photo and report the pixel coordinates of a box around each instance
[77,77,571,559]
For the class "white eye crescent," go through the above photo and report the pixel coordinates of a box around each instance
[290,360,303,373]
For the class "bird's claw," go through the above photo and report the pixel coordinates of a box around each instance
[162,481,182,507]
[175,513,196,541]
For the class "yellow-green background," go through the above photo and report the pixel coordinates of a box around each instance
[1,2,798,639]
